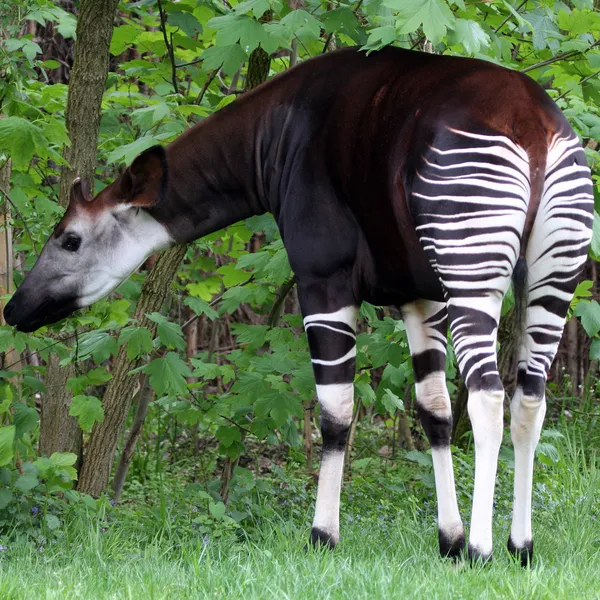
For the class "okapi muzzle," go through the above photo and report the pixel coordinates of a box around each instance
[4,146,174,332]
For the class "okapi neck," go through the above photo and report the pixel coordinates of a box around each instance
[156,91,276,244]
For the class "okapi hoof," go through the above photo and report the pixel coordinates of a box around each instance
[439,529,465,560]
[309,527,337,550]
[507,537,533,567]
[467,544,493,566]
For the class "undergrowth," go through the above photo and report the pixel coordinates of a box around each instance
[0,425,598,599]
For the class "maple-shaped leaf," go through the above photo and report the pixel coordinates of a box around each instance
[143,352,192,397]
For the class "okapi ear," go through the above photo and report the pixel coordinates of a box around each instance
[70,177,92,204]
[118,145,168,208]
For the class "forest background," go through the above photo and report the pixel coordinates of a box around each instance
[0,0,599,598]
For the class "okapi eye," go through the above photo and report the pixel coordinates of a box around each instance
[62,234,81,252]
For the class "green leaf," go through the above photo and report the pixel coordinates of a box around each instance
[209,501,226,519]
[385,0,455,45]
[557,8,600,37]
[524,11,561,51]
[20,38,42,61]
[0,117,48,166]
[255,389,302,426]
[280,10,322,42]
[234,0,276,19]
[231,371,266,401]
[364,26,396,52]
[405,450,433,467]
[536,442,560,463]
[13,403,39,439]
[118,326,154,360]
[0,384,13,415]
[56,10,76,38]
[147,313,185,351]
[590,337,600,360]
[110,25,141,55]
[209,15,267,53]
[45,514,60,530]
[218,264,252,286]
[381,388,404,414]
[49,452,78,467]
[0,488,13,509]
[169,11,203,37]
[448,19,490,54]
[0,426,15,467]
[184,297,218,320]
[573,300,600,337]
[322,8,359,37]
[143,352,192,397]
[233,324,269,350]
[76,331,118,364]
[541,429,564,440]
[355,380,376,406]
[67,368,113,396]
[106,135,164,166]
[201,44,248,77]
[216,425,242,447]
[15,472,39,492]
[69,396,105,432]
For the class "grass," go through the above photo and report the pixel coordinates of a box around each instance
[0,436,599,599]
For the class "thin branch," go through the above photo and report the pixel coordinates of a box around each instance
[0,183,39,256]
[494,0,527,34]
[219,414,252,435]
[555,69,600,101]
[353,0,365,14]
[267,275,296,327]
[157,0,179,94]
[194,69,219,106]
[521,39,599,73]
[176,57,204,69]
[321,33,334,54]
[181,275,256,330]
[3,325,96,371]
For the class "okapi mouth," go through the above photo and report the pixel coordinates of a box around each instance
[4,294,79,333]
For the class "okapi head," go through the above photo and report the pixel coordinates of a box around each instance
[4,146,174,332]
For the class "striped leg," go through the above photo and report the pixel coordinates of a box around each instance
[508,134,594,565]
[403,300,464,558]
[448,296,507,562]
[410,127,530,561]
[303,303,358,548]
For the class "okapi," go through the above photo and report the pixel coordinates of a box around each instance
[4,47,593,564]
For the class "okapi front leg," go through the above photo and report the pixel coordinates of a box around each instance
[304,306,358,548]
[403,300,464,558]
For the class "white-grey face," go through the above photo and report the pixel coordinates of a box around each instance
[4,203,174,332]
[73,204,174,306]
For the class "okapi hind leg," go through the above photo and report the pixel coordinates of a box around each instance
[410,127,529,562]
[300,286,358,549]
[402,300,464,559]
[508,134,594,566]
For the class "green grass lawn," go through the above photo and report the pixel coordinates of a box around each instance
[0,438,599,599]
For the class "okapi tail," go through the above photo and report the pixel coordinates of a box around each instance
[511,136,548,346]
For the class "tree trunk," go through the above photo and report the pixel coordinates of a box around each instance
[112,376,153,501]
[0,156,20,374]
[58,0,120,201]
[40,0,119,461]
[78,245,187,496]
